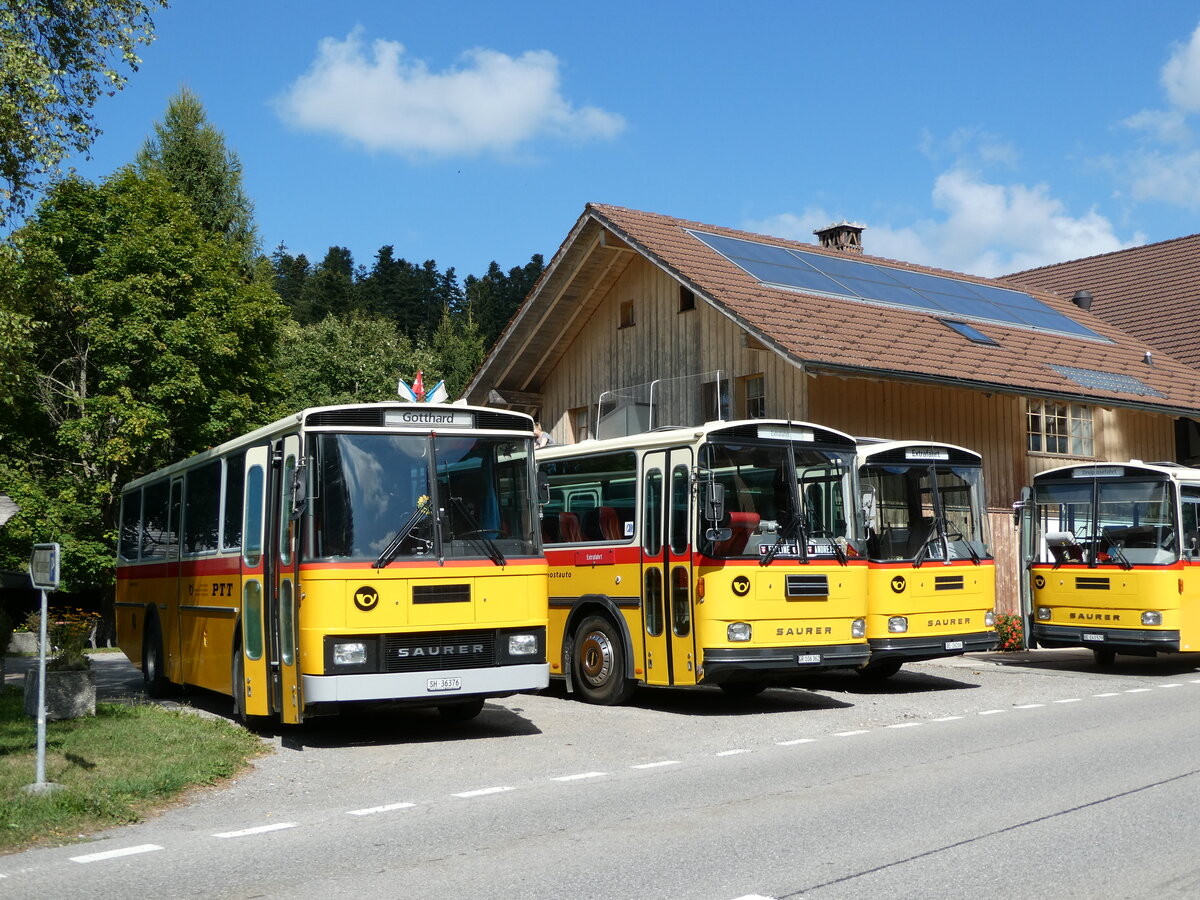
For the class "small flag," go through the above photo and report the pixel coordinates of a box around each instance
[425,380,448,404]
[413,370,425,401]
[397,379,417,401]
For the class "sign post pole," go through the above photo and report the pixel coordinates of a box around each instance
[26,543,61,794]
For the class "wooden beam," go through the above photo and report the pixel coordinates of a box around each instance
[488,388,544,410]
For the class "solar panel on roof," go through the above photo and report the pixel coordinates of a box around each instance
[688,229,1108,342]
[1047,364,1165,398]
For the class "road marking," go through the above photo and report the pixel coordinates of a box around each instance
[632,760,680,769]
[214,823,297,839]
[452,786,514,798]
[552,772,606,781]
[70,844,163,863]
[932,715,963,722]
[1124,688,1152,693]
[717,748,752,757]
[834,730,868,737]
[886,722,922,729]
[776,738,816,746]
[1093,692,1120,697]
[347,802,416,816]
[1053,698,1082,704]
[978,709,1006,716]
[1014,703,1044,708]
[1161,683,1184,689]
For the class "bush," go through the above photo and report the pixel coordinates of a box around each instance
[20,607,100,670]
[994,613,1024,651]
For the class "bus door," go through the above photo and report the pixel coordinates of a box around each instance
[166,477,184,684]
[239,446,271,717]
[641,449,697,685]
[272,434,303,724]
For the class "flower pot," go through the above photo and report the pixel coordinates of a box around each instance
[7,632,38,655]
[23,669,96,721]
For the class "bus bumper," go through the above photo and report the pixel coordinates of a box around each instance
[1034,624,1180,654]
[302,663,550,703]
[701,643,870,682]
[868,630,998,662]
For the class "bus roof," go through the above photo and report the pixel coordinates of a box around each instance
[1033,459,1200,483]
[855,438,983,466]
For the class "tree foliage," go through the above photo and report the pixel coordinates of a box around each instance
[136,86,258,254]
[0,0,165,227]
[0,168,284,586]
[465,254,544,346]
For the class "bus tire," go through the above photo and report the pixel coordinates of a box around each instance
[1093,648,1117,667]
[231,643,267,729]
[571,615,635,705]
[438,698,485,721]
[142,615,172,698]
[857,659,903,679]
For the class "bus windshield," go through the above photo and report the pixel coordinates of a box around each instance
[1034,478,1177,567]
[698,440,858,560]
[862,464,991,563]
[310,432,537,563]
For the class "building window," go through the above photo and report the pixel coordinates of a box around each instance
[678,286,696,312]
[1027,399,1093,456]
[743,374,765,418]
[571,406,590,442]
[619,300,635,328]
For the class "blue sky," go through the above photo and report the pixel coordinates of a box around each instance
[46,1,1200,280]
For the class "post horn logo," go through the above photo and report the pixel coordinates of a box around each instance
[731,575,751,597]
[1034,575,1046,590]
[354,585,380,611]
[890,575,907,594]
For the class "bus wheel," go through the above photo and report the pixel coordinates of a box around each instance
[572,615,635,705]
[438,698,485,721]
[230,647,266,729]
[719,681,766,698]
[142,617,172,698]
[857,659,903,679]
[1093,648,1117,667]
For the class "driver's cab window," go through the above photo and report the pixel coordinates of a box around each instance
[1183,485,1200,558]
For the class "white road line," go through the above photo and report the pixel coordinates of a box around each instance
[717,749,752,757]
[1161,683,1184,689]
[632,760,680,769]
[932,715,963,722]
[452,786,514,798]
[1053,698,1082,704]
[1014,703,1045,709]
[1125,688,1152,693]
[552,772,606,782]
[886,722,922,729]
[70,844,163,863]
[1093,692,1120,697]
[834,730,868,737]
[776,738,816,746]
[347,802,416,816]
[730,895,777,900]
[213,823,297,839]
[978,709,1006,716]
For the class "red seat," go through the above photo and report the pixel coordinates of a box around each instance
[599,506,621,540]
[713,512,759,556]
[558,511,583,543]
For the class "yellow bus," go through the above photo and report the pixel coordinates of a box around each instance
[115,402,548,724]
[536,419,868,704]
[856,440,997,677]
[1023,460,1200,665]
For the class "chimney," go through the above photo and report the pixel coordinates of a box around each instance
[813,221,865,254]
[1071,290,1093,311]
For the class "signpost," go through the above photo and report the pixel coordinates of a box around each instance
[27,543,61,794]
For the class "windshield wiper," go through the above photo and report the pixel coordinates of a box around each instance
[449,496,506,567]
[1099,531,1134,571]
[912,517,943,569]
[761,510,809,567]
[373,505,431,569]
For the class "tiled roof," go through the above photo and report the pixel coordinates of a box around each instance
[587,204,1200,414]
[1006,233,1200,372]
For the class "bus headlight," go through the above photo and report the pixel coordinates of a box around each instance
[984,611,996,627]
[728,622,752,642]
[888,616,908,634]
[1036,607,1052,621]
[1142,611,1163,627]
[851,618,866,639]
[333,642,367,665]
[507,633,540,656]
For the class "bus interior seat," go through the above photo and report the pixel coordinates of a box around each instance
[714,511,760,556]
[558,511,583,543]
[598,506,622,540]
[541,513,559,544]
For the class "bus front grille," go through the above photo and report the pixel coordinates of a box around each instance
[383,630,496,672]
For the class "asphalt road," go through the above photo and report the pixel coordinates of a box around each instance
[5,648,1200,899]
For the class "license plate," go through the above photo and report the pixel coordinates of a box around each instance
[797,654,821,664]
[427,677,462,692]
[1082,633,1105,643]
[944,640,964,651]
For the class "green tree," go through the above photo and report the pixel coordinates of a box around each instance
[302,246,356,322]
[431,305,484,400]
[465,254,544,346]
[272,313,438,412]
[136,86,258,254]
[270,242,312,321]
[0,168,284,587]
[0,0,165,227]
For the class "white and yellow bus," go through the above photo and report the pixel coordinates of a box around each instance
[536,419,869,704]
[856,440,997,677]
[1023,460,1200,665]
[115,402,548,725]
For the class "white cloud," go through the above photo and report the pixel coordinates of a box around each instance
[1163,24,1200,113]
[274,29,625,158]
[746,169,1135,278]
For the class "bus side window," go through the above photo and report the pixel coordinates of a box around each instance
[1182,488,1200,557]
